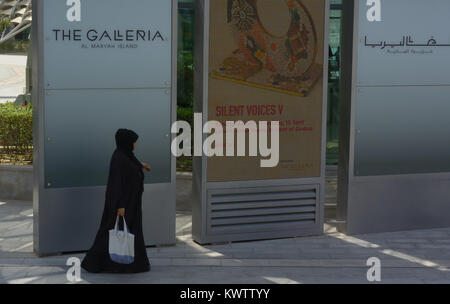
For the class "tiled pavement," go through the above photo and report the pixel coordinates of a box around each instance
[1,199,450,284]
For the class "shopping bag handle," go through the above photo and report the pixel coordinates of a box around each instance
[114,215,130,238]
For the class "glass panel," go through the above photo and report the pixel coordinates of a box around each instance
[177,0,195,171]
[44,89,172,188]
[177,0,195,117]
[327,0,342,165]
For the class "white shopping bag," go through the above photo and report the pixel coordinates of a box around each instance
[109,216,135,264]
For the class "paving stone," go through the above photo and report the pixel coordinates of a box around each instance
[221,259,272,267]
[148,251,186,258]
[22,257,69,266]
[184,252,227,258]
[0,266,30,283]
[381,243,417,249]
[172,258,221,266]
[418,244,450,249]
[0,258,25,266]
[149,258,172,266]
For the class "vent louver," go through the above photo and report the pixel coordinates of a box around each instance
[207,185,319,235]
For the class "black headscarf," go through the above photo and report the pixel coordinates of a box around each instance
[115,129,142,169]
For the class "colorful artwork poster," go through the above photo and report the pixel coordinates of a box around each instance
[207,0,326,182]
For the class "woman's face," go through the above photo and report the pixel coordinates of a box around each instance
[133,141,137,150]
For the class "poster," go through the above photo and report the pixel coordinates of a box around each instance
[207,0,326,182]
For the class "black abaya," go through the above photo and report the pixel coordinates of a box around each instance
[81,129,150,273]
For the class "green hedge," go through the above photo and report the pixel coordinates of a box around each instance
[0,40,30,54]
[177,106,193,127]
[0,102,33,158]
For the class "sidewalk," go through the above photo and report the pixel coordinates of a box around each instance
[1,198,450,284]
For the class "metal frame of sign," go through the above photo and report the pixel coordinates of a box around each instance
[32,0,178,255]
[192,0,330,244]
[337,0,450,234]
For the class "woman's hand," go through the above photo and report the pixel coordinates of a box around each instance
[141,162,151,172]
[117,208,125,217]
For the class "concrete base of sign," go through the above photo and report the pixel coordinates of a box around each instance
[0,165,33,201]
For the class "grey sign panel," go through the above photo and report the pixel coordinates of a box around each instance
[44,89,172,188]
[43,0,172,89]
[355,0,450,176]
[357,0,450,86]
[337,0,450,235]
[33,0,177,255]
[354,86,450,176]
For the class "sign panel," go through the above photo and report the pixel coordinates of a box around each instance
[207,0,326,182]
[43,0,172,89]
[355,0,450,176]
[42,0,173,188]
[357,0,450,86]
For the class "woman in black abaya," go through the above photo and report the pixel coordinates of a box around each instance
[81,129,151,273]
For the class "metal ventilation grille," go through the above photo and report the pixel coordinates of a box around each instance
[207,185,319,235]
